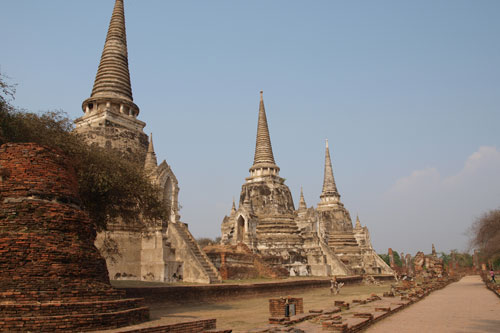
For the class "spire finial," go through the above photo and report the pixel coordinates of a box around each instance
[230,197,237,215]
[148,132,154,150]
[144,133,158,173]
[320,139,340,201]
[355,215,361,229]
[299,186,307,210]
[90,0,133,102]
[252,91,277,167]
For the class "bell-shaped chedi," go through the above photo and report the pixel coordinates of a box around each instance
[219,91,305,273]
[76,0,148,158]
[0,143,148,331]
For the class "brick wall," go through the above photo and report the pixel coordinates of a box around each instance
[269,298,304,317]
[123,276,364,304]
[0,143,149,331]
[117,318,216,333]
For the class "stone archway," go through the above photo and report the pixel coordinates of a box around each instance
[236,216,245,243]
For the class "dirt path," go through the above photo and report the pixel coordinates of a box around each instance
[366,275,500,333]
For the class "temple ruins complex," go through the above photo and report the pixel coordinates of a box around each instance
[72,0,389,282]
[74,0,221,284]
[215,92,391,277]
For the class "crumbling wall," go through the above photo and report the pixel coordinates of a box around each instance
[0,143,148,331]
[75,114,148,159]
[204,243,288,279]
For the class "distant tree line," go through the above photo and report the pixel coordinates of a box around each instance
[379,251,403,267]
[196,237,221,248]
[0,72,168,231]
[378,250,473,268]
[469,209,500,269]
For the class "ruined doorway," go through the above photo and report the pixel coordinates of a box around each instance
[237,216,245,243]
[164,177,173,221]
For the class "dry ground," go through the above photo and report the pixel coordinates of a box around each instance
[139,282,391,332]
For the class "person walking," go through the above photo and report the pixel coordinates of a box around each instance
[490,269,496,283]
[330,276,339,295]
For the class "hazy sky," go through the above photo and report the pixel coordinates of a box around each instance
[2,1,499,255]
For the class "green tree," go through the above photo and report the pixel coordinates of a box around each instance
[469,209,500,269]
[0,73,168,231]
[393,251,403,267]
[196,237,221,248]
[439,252,451,266]
[378,251,403,267]
[379,253,390,266]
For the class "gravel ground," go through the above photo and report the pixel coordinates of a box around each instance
[366,275,500,333]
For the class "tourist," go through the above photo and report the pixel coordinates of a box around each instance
[330,276,338,295]
[490,269,496,283]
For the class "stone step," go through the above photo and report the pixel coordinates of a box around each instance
[0,298,146,317]
[172,224,221,282]
[0,306,149,332]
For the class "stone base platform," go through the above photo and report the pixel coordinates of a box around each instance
[0,298,148,332]
[94,318,220,333]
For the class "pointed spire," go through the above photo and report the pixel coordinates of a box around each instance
[252,91,277,167]
[91,0,133,102]
[230,197,237,216]
[144,133,158,173]
[355,215,361,229]
[299,187,307,210]
[320,139,340,201]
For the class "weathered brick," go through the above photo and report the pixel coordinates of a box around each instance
[0,143,149,331]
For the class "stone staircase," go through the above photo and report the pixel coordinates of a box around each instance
[328,232,365,274]
[256,217,303,244]
[171,222,222,283]
[318,238,352,276]
[328,233,360,249]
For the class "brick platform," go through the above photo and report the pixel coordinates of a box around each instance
[268,297,303,317]
[0,143,149,331]
[114,318,217,333]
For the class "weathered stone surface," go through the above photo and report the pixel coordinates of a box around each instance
[204,243,288,279]
[75,0,219,284]
[220,93,391,277]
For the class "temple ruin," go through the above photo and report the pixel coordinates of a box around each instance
[387,244,445,278]
[73,0,389,282]
[0,143,149,331]
[215,92,391,277]
[74,0,220,284]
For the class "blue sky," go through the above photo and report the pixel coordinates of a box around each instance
[2,1,499,254]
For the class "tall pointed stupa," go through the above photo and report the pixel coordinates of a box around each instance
[75,0,148,157]
[318,139,342,207]
[220,91,301,261]
[248,91,281,182]
[90,0,134,104]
